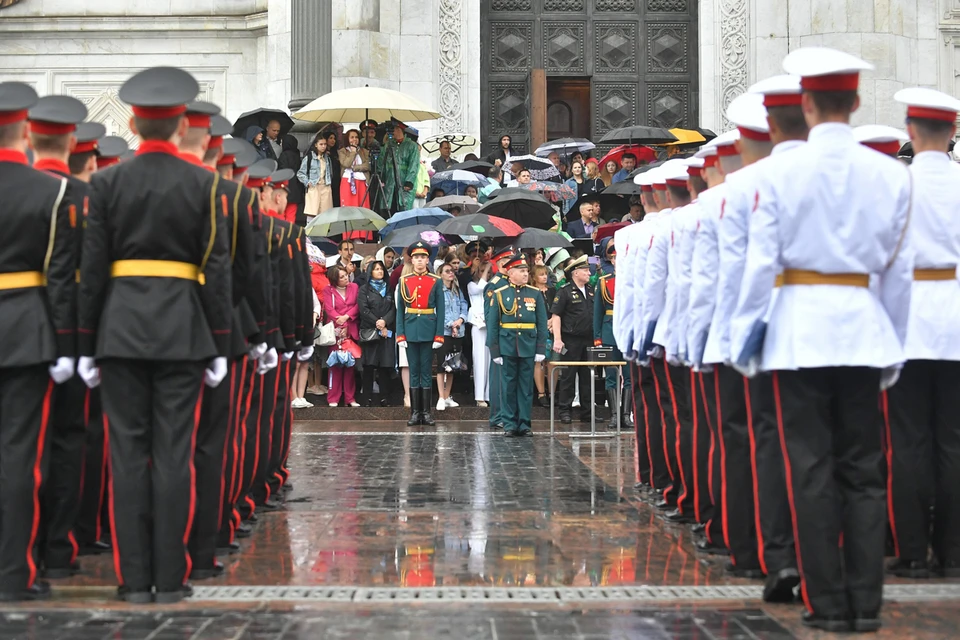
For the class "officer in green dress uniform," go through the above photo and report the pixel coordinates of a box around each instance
[594,244,620,429]
[487,253,547,437]
[396,241,445,426]
[483,246,515,429]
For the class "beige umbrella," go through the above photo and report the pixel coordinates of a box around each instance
[293,86,442,124]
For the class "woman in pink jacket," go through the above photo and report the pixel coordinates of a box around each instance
[323,265,360,406]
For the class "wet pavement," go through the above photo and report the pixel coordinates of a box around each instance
[7,421,960,639]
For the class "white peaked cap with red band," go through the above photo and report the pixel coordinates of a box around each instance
[748,74,802,108]
[894,87,960,123]
[853,124,909,156]
[782,47,873,92]
[661,158,693,187]
[726,92,769,141]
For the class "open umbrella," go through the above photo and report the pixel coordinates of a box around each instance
[305,206,387,238]
[516,180,576,204]
[595,222,629,244]
[655,128,707,147]
[599,126,678,145]
[478,188,556,230]
[430,169,486,196]
[380,207,452,236]
[421,133,479,157]
[599,144,657,167]
[603,180,642,196]
[293,86,441,124]
[501,154,560,181]
[383,225,451,249]
[450,160,495,175]
[231,108,294,140]
[426,195,481,215]
[535,137,595,156]
[502,228,573,251]
[568,192,630,222]
[436,213,522,238]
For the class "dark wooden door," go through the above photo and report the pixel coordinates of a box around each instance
[480,0,699,156]
[547,79,590,140]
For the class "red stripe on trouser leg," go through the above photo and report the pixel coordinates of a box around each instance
[183,384,205,584]
[234,362,256,507]
[96,414,108,543]
[68,532,79,565]
[104,415,124,585]
[700,373,717,544]
[690,370,701,522]
[663,364,687,512]
[216,362,238,542]
[772,372,813,614]
[248,375,264,491]
[649,360,675,499]
[637,365,656,488]
[881,390,899,558]
[715,370,731,553]
[264,364,283,501]
[25,381,54,587]
[743,377,767,575]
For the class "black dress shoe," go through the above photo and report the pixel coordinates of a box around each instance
[42,562,81,579]
[216,542,242,556]
[654,499,673,511]
[852,611,881,632]
[694,539,729,555]
[282,482,294,492]
[117,585,152,604]
[504,430,518,438]
[235,523,253,538]
[663,509,695,524]
[181,583,194,597]
[887,558,930,579]
[763,568,800,603]
[560,413,572,424]
[690,523,706,535]
[247,512,259,523]
[260,499,283,511]
[0,582,52,602]
[155,589,183,604]
[521,430,533,437]
[78,540,111,556]
[190,561,224,580]
[724,561,765,579]
[801,610,851,633]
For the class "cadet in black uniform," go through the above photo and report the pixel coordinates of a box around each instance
[550,255,597,424]
[0,83,77,602]
[76,67,232,604]
[27,95,92,581]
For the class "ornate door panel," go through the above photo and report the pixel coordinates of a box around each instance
[480,0,698,156]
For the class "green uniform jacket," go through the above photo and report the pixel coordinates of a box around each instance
[395,272,445,343]
[487,283,548,359]
[594,273,615,346]
[482,273,505,328]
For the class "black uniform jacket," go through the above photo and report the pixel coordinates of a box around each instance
[0,152,76,367]
[264,215,298,353]
[78,142,231,361]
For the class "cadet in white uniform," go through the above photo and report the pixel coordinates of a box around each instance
[884,87,960,581]
[853,125,909,158]
[728,48,913,634]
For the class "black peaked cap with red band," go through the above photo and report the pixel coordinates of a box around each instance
[0,81,38,126]
[119,67,199,120]
[72,121,107,155]
[28,95,88,136]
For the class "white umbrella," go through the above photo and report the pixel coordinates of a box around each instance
[293,87,441,124]
[421,133,479,159]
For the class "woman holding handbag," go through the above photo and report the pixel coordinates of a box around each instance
[338,129,373,242]
[323,265,360,407]
[435,259,468,411]
[467,260,493,407]
[357,261,397,406]
[297,132,334,222]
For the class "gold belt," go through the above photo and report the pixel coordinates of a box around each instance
[0,271,45,290]
[111,260,202,283]
[503,322,535,329]
[405,308,435,315]
[775,269,869,288]
[605,310,613,316]
[914,268,956,282]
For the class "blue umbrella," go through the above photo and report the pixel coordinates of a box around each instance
[430,169,486,195]
[380,207,452,236]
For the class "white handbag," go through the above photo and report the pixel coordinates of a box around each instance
[314,321,337,347]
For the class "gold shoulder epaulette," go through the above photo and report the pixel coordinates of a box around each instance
[493,285,509,293]
[524,285,539,291]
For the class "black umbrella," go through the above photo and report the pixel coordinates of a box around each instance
[898,139,955,157]
[436,213,523,238]
[567,191,630,222]
[599,126,678,145]
[383,224,454,249]
[450,160,495,175]
[478,188,556,230]
[231,108,295,139]
[626,159,667,180]
[603,180,641,196]
[500,228,573,251]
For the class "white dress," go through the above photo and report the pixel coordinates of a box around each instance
[467,279,489,401]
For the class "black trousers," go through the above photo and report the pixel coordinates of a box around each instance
[700,369,725,546]
[221,358,256,543]
[0,367,53,593]
[648,358,677,502]
[250,364,281,506]
[638,362,670,490]
[361,365,395,404]
[99,359,205,593]
[239,366,268,519]
[773,367,885,617]
[687,370,714,525]
[266,360,292,498]
[885,359,960,565]
[75,389,108,547]
[629,365,650,484]
[188,359,237,571]
[749,372,795,574]
[714,365,759,568]
[666,364,694,515]
[556,336,594,419]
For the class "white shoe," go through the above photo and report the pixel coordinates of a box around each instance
[446,398,460,408]
[349,402,360,407]
[329,402,338,407]
[291,398,305,409]
[437,397,446,411]
[476,400,488,407]
[302,398,314,408]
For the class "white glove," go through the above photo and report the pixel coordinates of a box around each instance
[282,351,295,361]
[535,354,545,363]
[77,356,100,389]
[493,357,503,365]
[432,341,443,350]
[204,357,228,388]
[397,340,408,349]
[648,345,664,360]
[731,355,760,379]
[248,342,267,360]
[258,347,278,374]
[666,353,680,367]
[880,366,901,391]
[298,345,314,362]
[49,357,75,384]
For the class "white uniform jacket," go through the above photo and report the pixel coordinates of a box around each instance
[685,184,727,367]
[668,202,699,362]
[639,208,673,354]
[729,123,913,371]
[629,211,661,356]
[612,221,650,357]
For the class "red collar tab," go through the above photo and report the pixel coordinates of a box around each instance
[208,135,223,149]
[217,153,235,166]
[135,140,180,157]
[862,140,902,156]
[73,140,98,154]
[132,104,187,119]
[29,120,76,135]
[764,93,803,108]
[738,126,771,142]
[97,156,120,169]
[33,158,70,175]
[186,113,211,128]
[666,178,688,187]
[907,106,957,123]
[800,72,859,92]
[0,109,28,126]
[265,209,280,218]
[0,148,28,165]
[716,144,739,157]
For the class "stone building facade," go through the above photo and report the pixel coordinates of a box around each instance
[0,0,956,149]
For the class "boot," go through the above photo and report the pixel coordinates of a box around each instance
[606,389,619,429]
[621,384,634,428]
[420,388,437,426]
[407,388,420,426]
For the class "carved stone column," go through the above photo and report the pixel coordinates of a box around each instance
[718,0,747,130]
[288,0,332,111]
